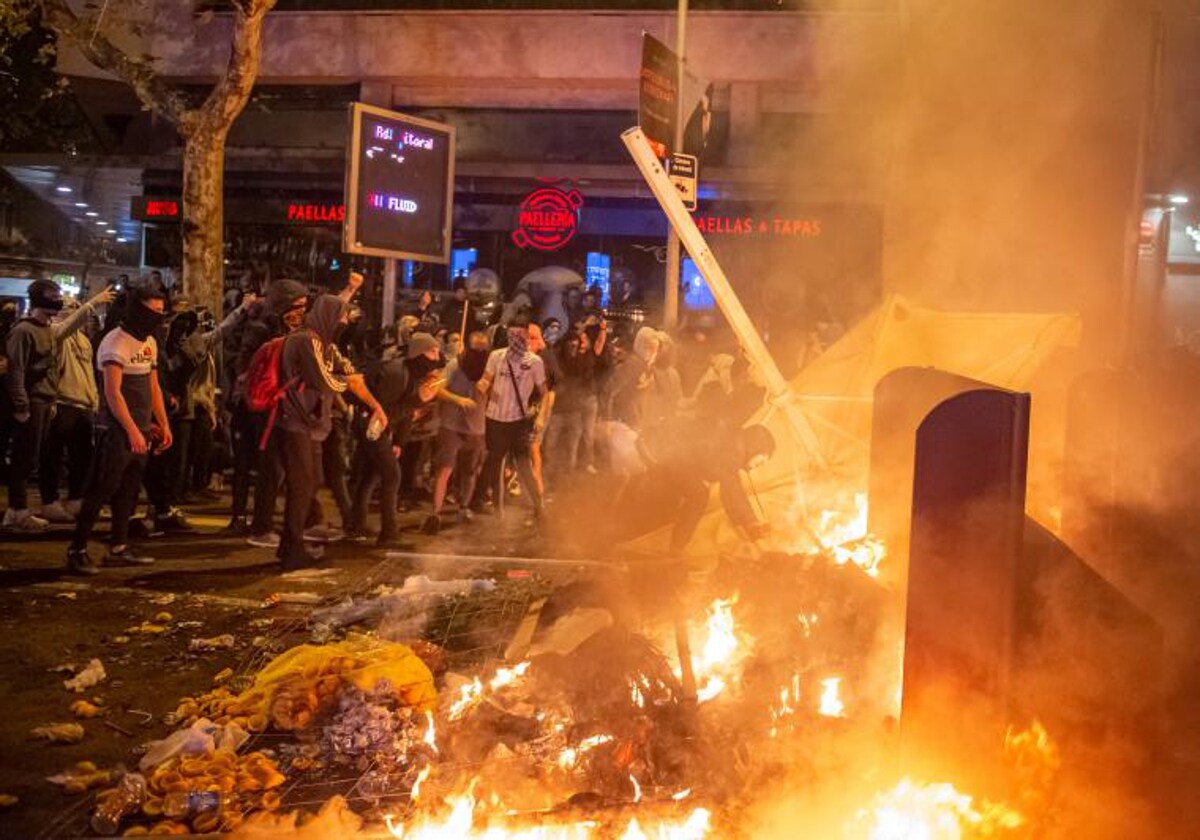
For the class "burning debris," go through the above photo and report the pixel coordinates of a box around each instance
[69,495,1063,839]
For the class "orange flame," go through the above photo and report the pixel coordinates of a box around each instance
[853,777,1023,839]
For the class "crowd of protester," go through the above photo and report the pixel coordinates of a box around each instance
[0,271,776,575]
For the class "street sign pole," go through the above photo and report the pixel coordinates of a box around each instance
[663,0,688,331]
[623,126,828,469]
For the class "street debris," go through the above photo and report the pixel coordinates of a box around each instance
[213,667,235,685]
[0,793,18,808]
[125,621,168,635]
[70,699,103,718]
[189,634,235,652]
[55,591,78,601]
[63,658,106,692]
[31,722,85,744]
[149,594,177,606]
[153,612,173,623]
[47,761,117,794]
[139,719,250,772]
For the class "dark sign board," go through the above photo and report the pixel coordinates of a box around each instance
[343,103,455,263]
[639,34,716,163]
[639,34,678,160]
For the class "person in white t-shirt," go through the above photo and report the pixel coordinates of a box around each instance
[66,280,172,574]
[476,315,549,522]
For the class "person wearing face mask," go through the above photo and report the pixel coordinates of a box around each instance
[476,315,548,523]
[38,296,103,524]
[602,325,660,480]
[614,421,775,554]
[348,332,443,545]
[66,279,172,573]
[3,280,114,532]
[273,294,388,569]
[425,330,489,533]
[230,278,308,544]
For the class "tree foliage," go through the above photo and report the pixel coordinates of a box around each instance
[0,1,96,153]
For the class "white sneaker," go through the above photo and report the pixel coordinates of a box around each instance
[40,500,76,523]
[3,508,50,532]
[247,531,281,549]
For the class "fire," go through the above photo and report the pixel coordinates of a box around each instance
[556,734,615,770]
[818,677,846,718]
[687,596,747,703]
[853,778,1023,840]
[448,662,532,721]
[813,493,886,579]
[769,674,802,737]
[387,785,711,839]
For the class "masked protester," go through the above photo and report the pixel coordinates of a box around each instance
[425,330,488,533]
[348,332,442,546]
[613,422,775,554]
[526,323,557,498]
[4,280,114,531]
[545,315,608,476]
[38,297,101,524]
[476,314,548,525]
[271,295,387,570]
[602,326,660,480]
[228,278,308,543]
[67,279,171,573]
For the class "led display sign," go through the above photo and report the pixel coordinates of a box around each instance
[343,103,455,263]
[131,197,181,221]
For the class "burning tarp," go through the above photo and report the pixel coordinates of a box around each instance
[617,294,1080,562]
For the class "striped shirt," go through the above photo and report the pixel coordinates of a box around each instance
[485,348,545,423]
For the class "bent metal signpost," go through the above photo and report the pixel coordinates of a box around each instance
[511,187,584,251]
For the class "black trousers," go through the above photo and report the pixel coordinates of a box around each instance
[144,416,193,514]
[277,429,322,565]
[251,423,282,535]
[349,433,400,539]
[230,404,263,519]
[7,399,53,511]
[188,408,216,494]
[479,418,542,514]
[321,417,352,528]
[71,426,148,550]
[39,402,93,504]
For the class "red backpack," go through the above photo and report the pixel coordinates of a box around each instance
[243,336,301,450]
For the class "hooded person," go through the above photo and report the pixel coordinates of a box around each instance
[39,296,102,524]
[271,294,387,569]
[612,421,774,554]
[348,331,444,545]
[5,279,114,532]
[66,278,169,574]
[425,330,490,533]
[601,326,660,478]
[230,278,309,542]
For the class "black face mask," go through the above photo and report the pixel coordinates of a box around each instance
[122,301,166,341]
[408,354,442,379]
[30,288,63,313]
[460,347,489,381]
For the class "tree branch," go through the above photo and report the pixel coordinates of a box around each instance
[199,0,276,133]
[40,0,194,131]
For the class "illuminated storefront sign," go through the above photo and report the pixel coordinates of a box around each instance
[695,216,823,237]
[286,203,345,223]
[512,187,584,251]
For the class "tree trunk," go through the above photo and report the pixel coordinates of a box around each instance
[181,129,227,316]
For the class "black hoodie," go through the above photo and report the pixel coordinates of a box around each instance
[277,295,356,440]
